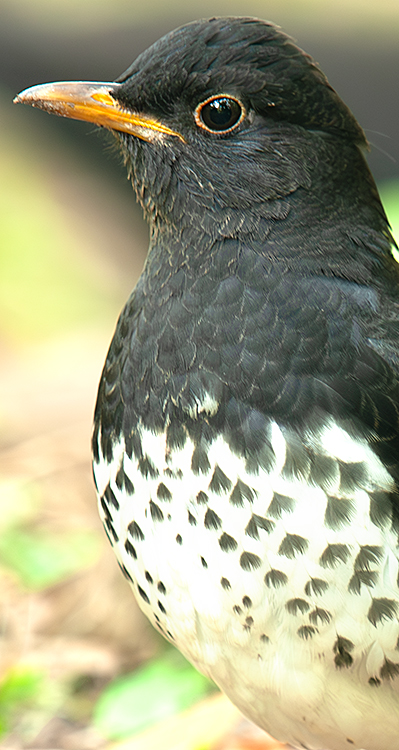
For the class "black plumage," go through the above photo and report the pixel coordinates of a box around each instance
[93,20,399,512]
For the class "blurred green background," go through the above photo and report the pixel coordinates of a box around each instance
[0,1,398,748]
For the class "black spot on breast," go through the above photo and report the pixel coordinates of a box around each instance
[319,544,350,568]
[125,431,142,461]
[267,492,295,519]
[137,585,150,604]
[201,556,208,568]
[245,514,274,539]
[304,578,329,596]
[124,539,137,559]
[196,491,208,505]
[380,659,399,680]
[278,534,308,559]
[100,496,109,520]
[338,461,367,494]
[102,483,119,510]
[245,439,275,475]
[221,577,231,590]
[368,677,381,687]
[104,518,119,543]
[191,445,211,475]
[115,466,124,490]
[93,470,99,491]
[100,495,116,542]
[204,508,222,530]
[149,500,164,522]
[333,636,354,669]
[324,496,354,530]
[118,562,134,583]
[176,534,182,545]
[242,596,252,608]
[308,608,331,625]
[369,490,393,529]
[282,436,310,480]
[309,453,338,489]
[157,482,172,501]
[244,616,254,628]
[138,455,159,478]
[145,571,153,584]
[115,465,134,494]
[264,569,288,588]
[355,545,383,570]
[260,634,270,643]
[230,479,255,507]
[124,474,135,495]
[158,600,167,614]
[166,420,187,450]
[233,605,242,615]
[157,581,166,594]
[368,598,398,626]
[209,466,232,494]
[219,532,238,552]
[348,570,378,594]
[297,625,318,640]
[286,598,310,616]
[188,511,197,526]
[240,551,262,571]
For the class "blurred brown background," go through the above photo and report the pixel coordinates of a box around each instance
[0,1,398,748]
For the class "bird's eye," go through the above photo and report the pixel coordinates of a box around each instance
[194,95,245,133]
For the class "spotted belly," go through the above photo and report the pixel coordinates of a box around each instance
[93,416,399,750]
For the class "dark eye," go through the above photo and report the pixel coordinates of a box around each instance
[194,95,245,133]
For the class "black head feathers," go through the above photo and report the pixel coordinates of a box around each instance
[116,17,366,145]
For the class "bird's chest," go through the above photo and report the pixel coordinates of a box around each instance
[93,411,399,749]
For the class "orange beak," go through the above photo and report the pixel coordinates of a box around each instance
[13,80,185,143]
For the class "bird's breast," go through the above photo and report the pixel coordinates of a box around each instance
[92,238,399,750]
[93,407,399,749]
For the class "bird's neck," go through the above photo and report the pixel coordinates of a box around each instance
[145,181,393,291]
[130,129,395,290]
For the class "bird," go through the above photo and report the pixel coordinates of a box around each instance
[14,16,399,750]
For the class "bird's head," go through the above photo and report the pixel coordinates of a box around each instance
[14,17,372,240]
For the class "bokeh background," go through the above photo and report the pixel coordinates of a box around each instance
[1,1,398,748]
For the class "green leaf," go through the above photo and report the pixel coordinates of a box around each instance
[93,651,213,740]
